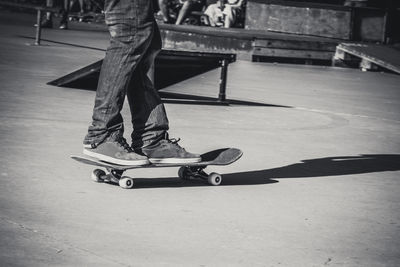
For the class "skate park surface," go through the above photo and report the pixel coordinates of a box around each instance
[0,10,399,267]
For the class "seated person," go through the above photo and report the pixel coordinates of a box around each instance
[158,0,205,25]
[204,0,245,28]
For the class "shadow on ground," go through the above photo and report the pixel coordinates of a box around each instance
[125,154,400,189]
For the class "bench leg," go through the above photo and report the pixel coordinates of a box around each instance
[360,59,379,72]
[218,59,228,102]
[35,9,42,45]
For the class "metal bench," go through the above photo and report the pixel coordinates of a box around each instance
[0,1,60,45]
[48,49,237,104]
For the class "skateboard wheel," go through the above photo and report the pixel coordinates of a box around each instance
[91,169,105,182]
[208,172,222,186]
[178,167,191,180]
[119,176,134,189]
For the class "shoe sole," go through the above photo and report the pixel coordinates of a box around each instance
[148,157,202,164]
[83,149,150,166]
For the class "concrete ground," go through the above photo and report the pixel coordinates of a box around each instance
[1,10,399,267]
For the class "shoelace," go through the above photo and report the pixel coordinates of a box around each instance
[164,132,181,145]
[117,137,133,152]
[165,137,188,152]
[168,137,181,144]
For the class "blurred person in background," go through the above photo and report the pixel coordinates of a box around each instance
[37,0,70,29]
[158,0,205,25]
[204,0,245,28]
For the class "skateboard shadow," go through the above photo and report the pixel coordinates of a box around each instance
[129,154,400,189]
[223,154,400,185]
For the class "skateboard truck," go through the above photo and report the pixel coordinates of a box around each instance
[91,168,135,189]
[178,166,222,186]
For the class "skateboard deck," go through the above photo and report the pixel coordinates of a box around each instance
[71,148,242,189]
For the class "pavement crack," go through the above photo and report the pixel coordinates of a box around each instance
[1,216,131,266]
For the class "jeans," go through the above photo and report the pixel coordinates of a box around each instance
[84,0,169,149]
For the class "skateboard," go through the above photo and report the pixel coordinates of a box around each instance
[71,148,242,189]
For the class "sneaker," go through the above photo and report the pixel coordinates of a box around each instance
[140,135,201,164]
[59,12,68,29]
[34,19,53,28]
[83,137,150,166]
[59,22,68,30]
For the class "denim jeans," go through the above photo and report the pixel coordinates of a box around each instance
[84,0,169,149]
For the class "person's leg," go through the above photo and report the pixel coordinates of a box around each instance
[69,0,76,10]
[85,0,92,12]
[37,0,53,28]
[46,0,53,20]
[69,0,83,13]
[128,22,200,164]
[59,0,70,29]
[175,0,194,25]
[222,4,234,28]
[128,22,169,150]
[78,0,84,13]
[158,0,171,23]
[83,0,158,165]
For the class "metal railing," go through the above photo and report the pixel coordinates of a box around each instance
[0,1,60,45]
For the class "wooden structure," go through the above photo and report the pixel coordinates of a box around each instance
[333,43,400,74]
[246,0,391,43]
[160,23,339,63]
